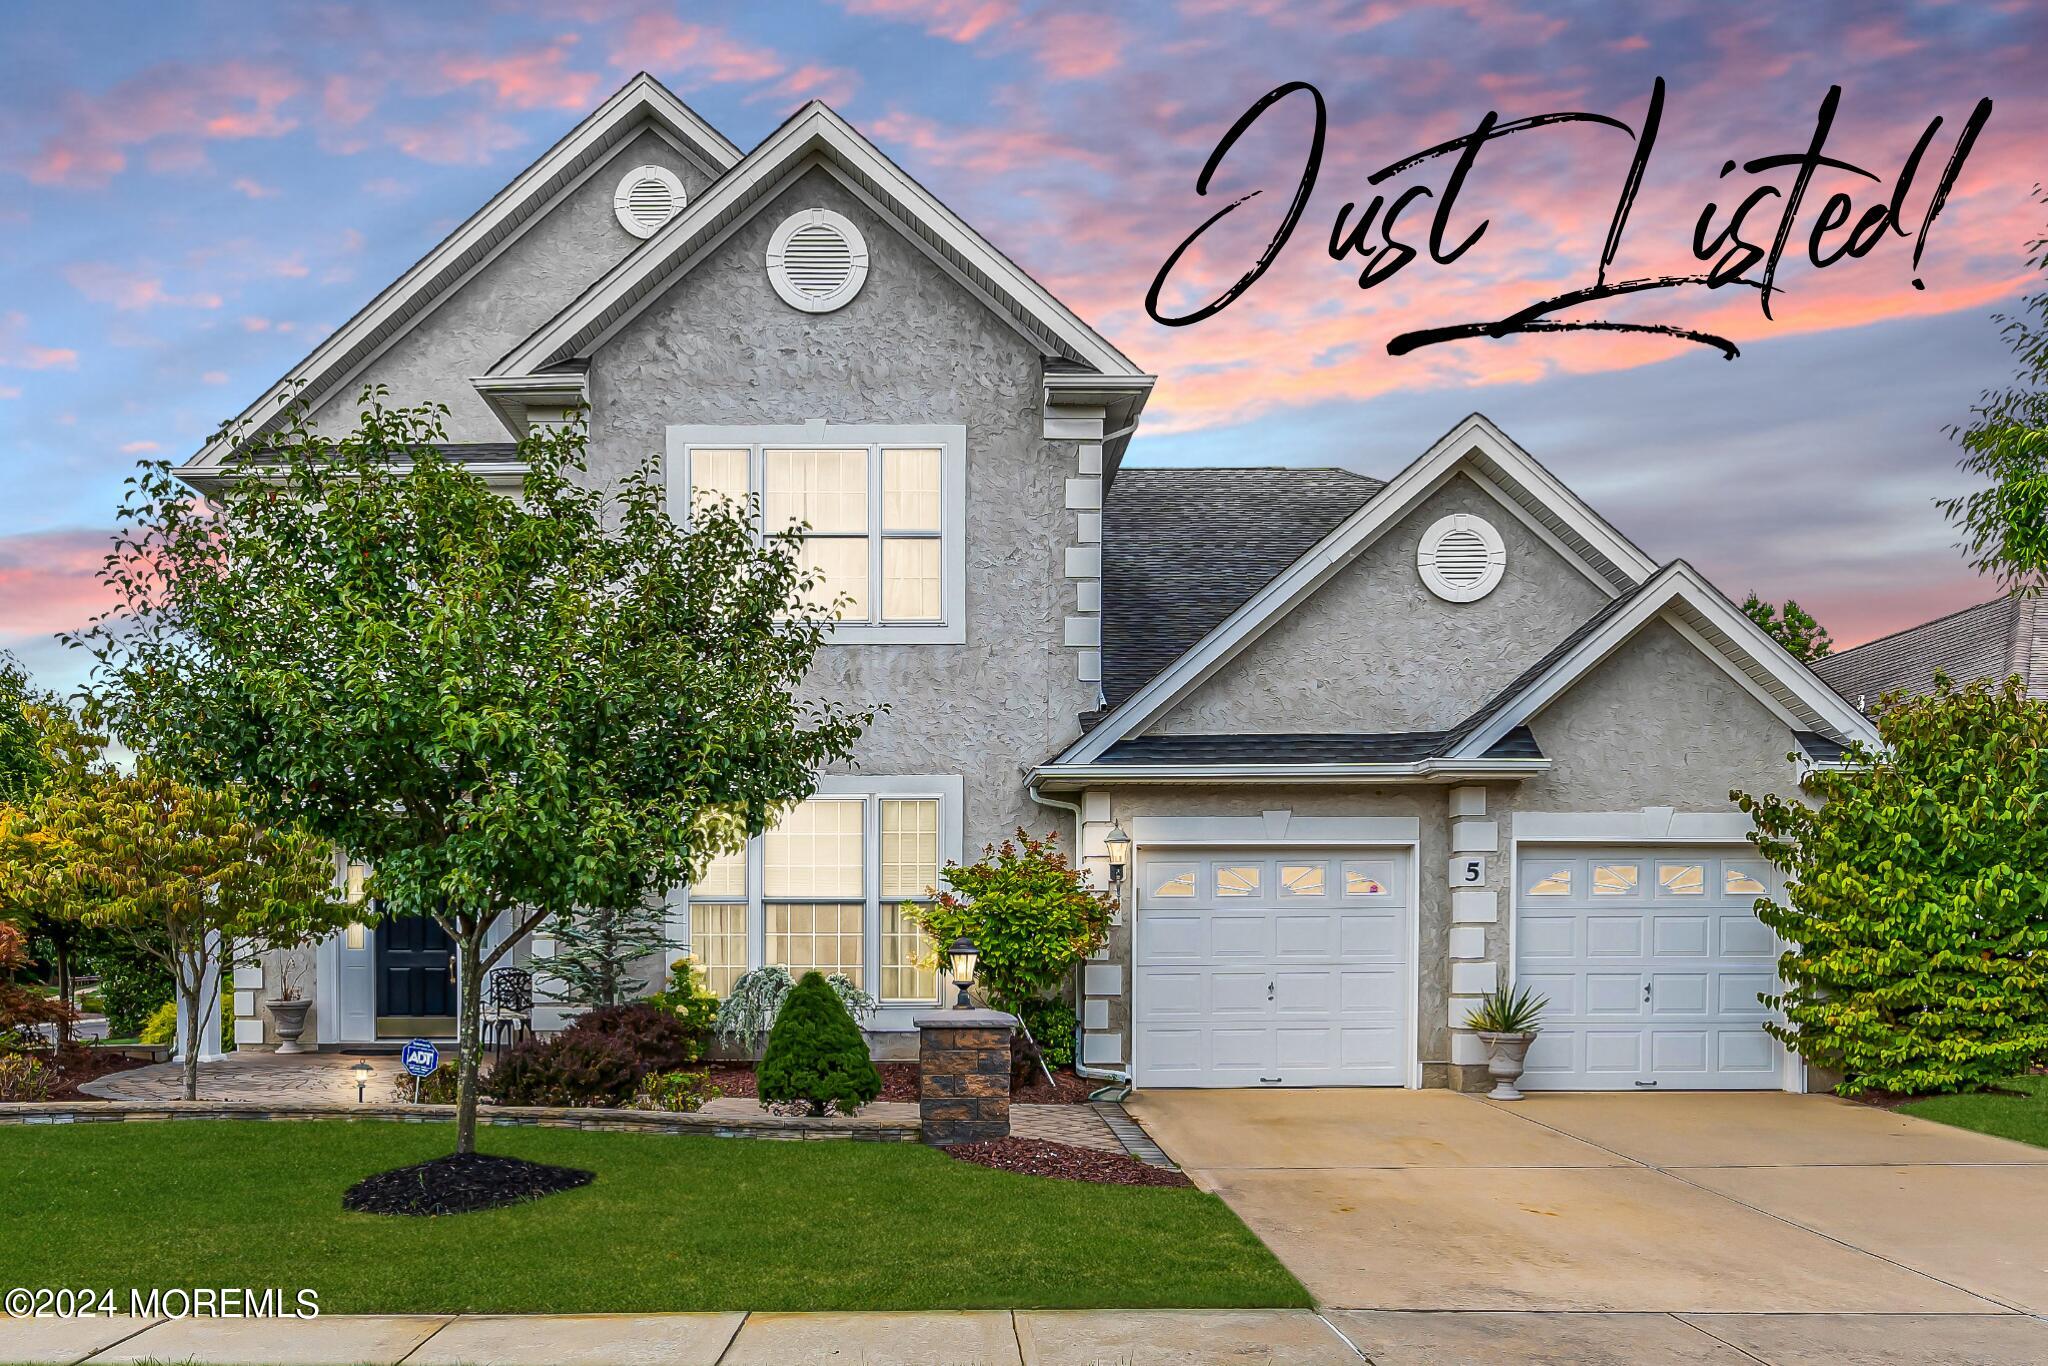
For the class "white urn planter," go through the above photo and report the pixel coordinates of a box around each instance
[266,998,314,1053]
[1477,1029,1537,1100]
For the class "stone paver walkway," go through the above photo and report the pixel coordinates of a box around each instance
[80,1053,1122,1149]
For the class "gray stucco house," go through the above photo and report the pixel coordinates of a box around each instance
[179,75,1878,1093]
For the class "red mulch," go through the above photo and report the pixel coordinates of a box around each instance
[944,1136,1192,1187]
[706,1061,1100,1106]
[37,1045,152,1102]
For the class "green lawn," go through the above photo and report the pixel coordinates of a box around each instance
[1901,1073,2048,1149]
[0,1121,1306,1313]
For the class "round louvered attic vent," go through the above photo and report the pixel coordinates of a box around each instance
[766,209,870,313]
[613,166,685,239]
[1418,513,1507,602]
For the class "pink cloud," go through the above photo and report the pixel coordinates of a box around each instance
[444,35,605,112]
[0,386,20,400]
[751,62,862,107]
[0,312,78,371]
[613,15,786,83]
[230,176,279,199]
[1023,13,1126,80]
[386,110,526,165]
[0,530,118,643]
[840,0,1016,43]
[201,370,229,385]
[18,61,301,188]
[63,264,222,312]
[119,440,160,454]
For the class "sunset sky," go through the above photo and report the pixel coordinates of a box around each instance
[3,0,2044,695]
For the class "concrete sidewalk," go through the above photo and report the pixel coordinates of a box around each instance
[14,1306,2048,1363]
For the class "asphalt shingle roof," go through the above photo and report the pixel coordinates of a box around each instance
[1811,596,2048,707]
[1094,726,1542,766]
[1100,466,1383,708]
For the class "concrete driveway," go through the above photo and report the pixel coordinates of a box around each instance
[1129,1088,2048,1364]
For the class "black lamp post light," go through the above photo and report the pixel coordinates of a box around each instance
[948,936,978,1009]
[351,1059,374,1104]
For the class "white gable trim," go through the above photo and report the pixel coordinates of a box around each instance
[1057,415,1660,765]
[181,74,739,473]
[490,101,1145,382]
[1450,561,1881,757]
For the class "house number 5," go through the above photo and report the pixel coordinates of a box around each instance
[1450,856,1486,887]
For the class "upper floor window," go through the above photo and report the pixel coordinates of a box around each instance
[669,422,966,644]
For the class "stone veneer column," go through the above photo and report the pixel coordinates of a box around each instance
[1446,785,1501,1090]
[914,1009,1017,1145]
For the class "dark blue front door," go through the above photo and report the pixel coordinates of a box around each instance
[375,912,454,1020]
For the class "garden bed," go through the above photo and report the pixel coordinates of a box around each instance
[945,1136,1192,1188]
[704,1059,1098,1105]
[22,1044,153,1102]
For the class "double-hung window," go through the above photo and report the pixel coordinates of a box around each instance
[670,423,966,643]
[681,776,962,1014]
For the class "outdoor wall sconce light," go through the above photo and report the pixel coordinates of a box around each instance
[351,1060,374,1104]
[1104,821,1131,884]
[948,937,979,1009]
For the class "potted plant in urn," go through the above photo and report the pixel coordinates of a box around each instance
[1464,985,1548,1100]
[264,951,314,1054]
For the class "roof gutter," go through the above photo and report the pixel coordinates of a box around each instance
[1029,757,1550,790]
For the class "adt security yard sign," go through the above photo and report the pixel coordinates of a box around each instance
[402,1039,439,1077]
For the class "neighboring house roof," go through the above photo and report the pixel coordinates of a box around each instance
[178,74,740,477]
[1101,466,1383,708]
[484,100,1153,468]
[1811,595,2048,707]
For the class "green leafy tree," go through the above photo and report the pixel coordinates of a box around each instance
[1734,675,2048,1095]
[756,970,881,1116]
[1741,593,1834,662]
[0,656,95,1024]
[72,394,868,1151]
[0,710,348,1098]
[1939,189,2048,593]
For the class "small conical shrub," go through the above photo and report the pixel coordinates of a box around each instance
[757,970,881,1116]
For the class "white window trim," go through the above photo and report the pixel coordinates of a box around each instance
[679,774,965,1030]
[666,421,967,644]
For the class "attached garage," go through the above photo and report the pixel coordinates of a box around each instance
[1514,846,1784,1091]
[1133,847,1411,1088]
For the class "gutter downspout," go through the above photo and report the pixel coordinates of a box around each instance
[1029,779,1133,1099]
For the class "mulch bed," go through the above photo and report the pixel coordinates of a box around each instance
[341,1152,594,1217]
[38,1045,152,1102]
[706,1060,1100,1106]
[943,1136,1191,1188]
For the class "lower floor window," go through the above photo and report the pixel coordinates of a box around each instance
[689,900,747,997]
[766,901,865,985]
[880,900,939,1002]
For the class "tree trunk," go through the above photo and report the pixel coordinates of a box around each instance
[178,959,201,1102]
[454,930,485,1155]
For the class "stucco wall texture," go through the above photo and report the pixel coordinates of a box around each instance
[586,166,1094,851]
[1155,475,1611,735]
[311,126,710,443]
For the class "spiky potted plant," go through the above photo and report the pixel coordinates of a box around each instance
[1463,985,1548,1100]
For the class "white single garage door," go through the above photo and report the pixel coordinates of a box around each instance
[1515,846,1781,1091]
[1135,848,1410,1087]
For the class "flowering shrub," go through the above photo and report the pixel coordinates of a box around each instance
[0,1052,51,1101]
[631,1068,719,1113]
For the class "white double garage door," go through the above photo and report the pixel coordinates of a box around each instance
[1133,843,1782,1090]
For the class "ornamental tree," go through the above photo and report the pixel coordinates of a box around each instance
[72,393,868,1152]
[0,710,347,1098]
[912,828,1115,1017]
[0,655,94,1026]
[1734,675,2048,1095]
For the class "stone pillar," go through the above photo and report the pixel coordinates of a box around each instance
[914,1009,1017,1145]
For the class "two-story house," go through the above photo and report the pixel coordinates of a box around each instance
[178,75,1876,1093]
